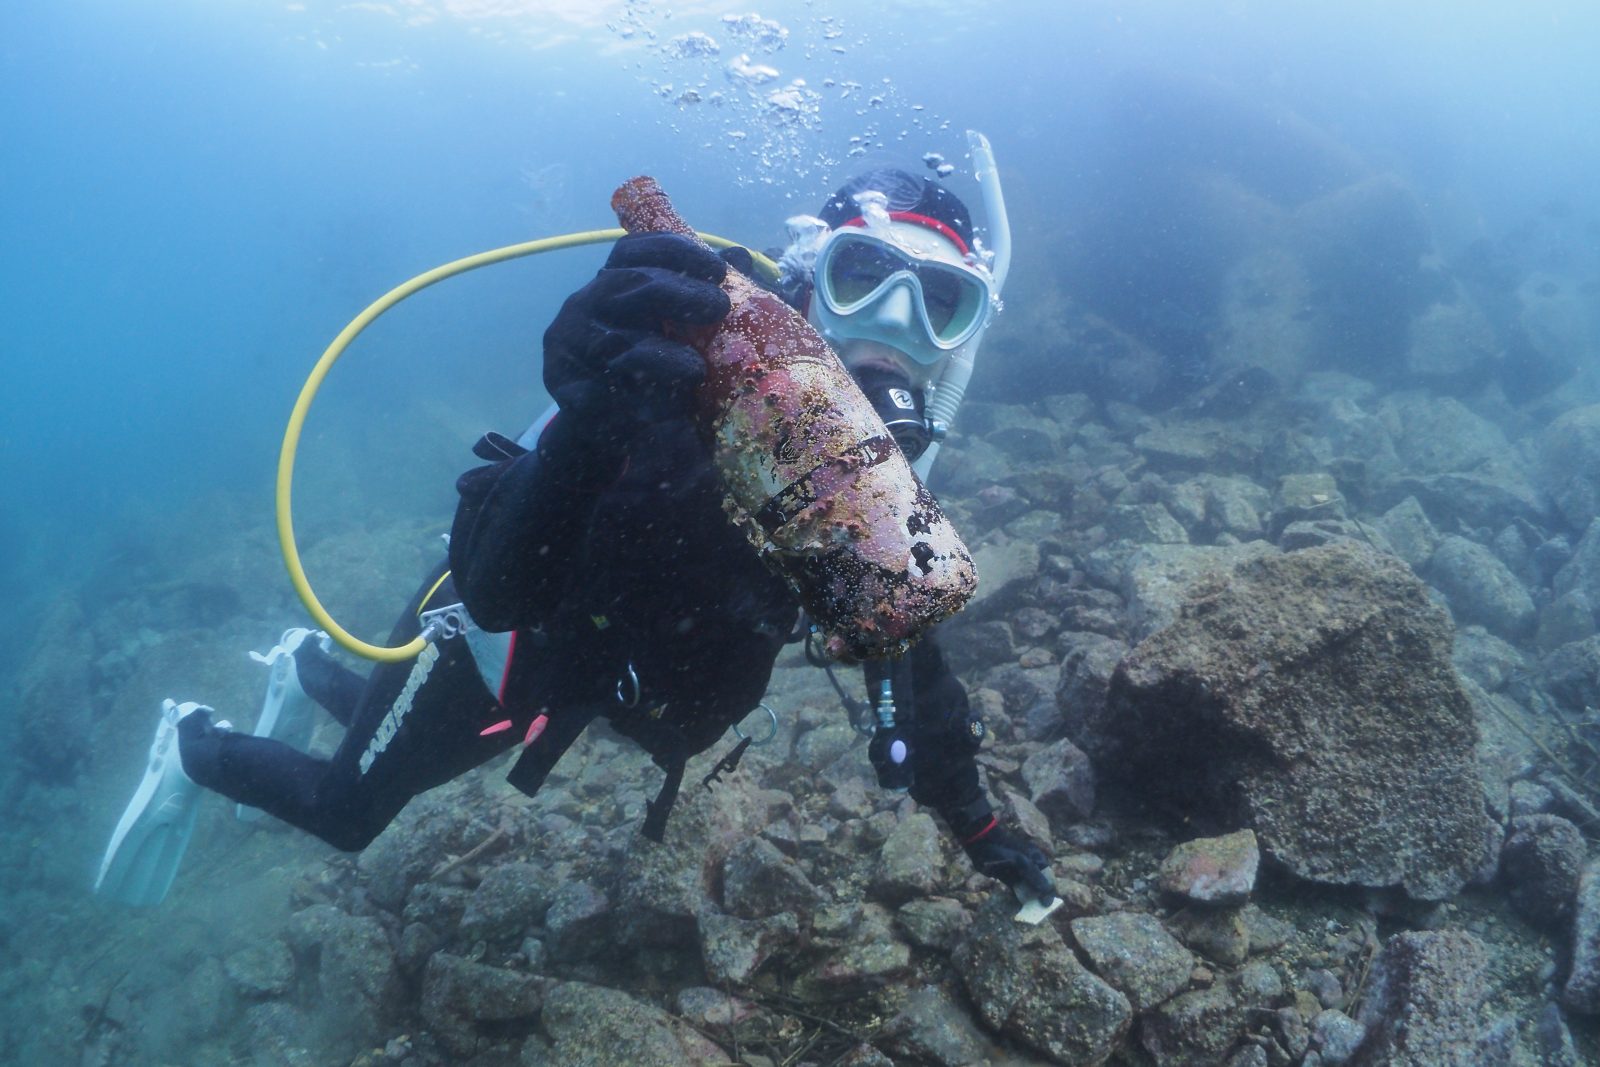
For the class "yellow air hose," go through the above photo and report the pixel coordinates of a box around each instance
[279,228,779,661]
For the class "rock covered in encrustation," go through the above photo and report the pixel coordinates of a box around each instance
[1562,858,1600,1014]
[954,894,1131,1065]
[1499,814,1587,927]
[1349,930,1491,1067]
[1069,911,1196,1012]
[1102,541,1493,901]
[1159,830,1261,906]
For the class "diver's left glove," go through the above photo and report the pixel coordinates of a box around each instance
[542,232,730,448]
[963,822,1056,904]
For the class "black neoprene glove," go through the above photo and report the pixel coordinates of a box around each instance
[964,823,1056,904]
[542,232,732,449]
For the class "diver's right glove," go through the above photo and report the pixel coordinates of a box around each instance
[542,232,732,447]
[963,821,1057,904]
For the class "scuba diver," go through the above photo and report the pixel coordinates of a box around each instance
[96,151,1058,918]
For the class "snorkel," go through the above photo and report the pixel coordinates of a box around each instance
[914,129,1010,479]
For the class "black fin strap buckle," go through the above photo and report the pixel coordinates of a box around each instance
[701,735,753,792]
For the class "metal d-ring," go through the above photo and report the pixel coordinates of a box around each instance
[734,702,780,746]
[615,662,641,708]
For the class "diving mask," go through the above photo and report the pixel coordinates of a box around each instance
[812,216,995,367]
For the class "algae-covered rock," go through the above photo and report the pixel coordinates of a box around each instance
[1103,542,1492,900]
[1350,931,1489,1067]
[954,894,1131,1064]
[531,981,727,1066]
[420,952,542,1056]
[1159,830,1260,906]
[1070,912,1196,1012]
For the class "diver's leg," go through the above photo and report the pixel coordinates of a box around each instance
[248,627,364,736]
[291,639,365,728]
[181,571,520,851]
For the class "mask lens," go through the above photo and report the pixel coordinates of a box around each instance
[916,265,968,334]
[825,237,908,306]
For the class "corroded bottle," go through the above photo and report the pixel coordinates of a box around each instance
[611,176,976,659]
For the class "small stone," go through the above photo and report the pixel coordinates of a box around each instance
[1311,1009,1365,1064]
[1272,473,1346,533]
[698,910,799,985]
[1241,903,1293,954]
[673,986,759,1029]
[419,952,542,1057]
[1107,503,1191,544]
[244,1002,318,1067]
[1019,646,1055,668]
[1539,591,1598,651]
[1509,779,1555,817]
[1562,858,1600,1012]
[1429,535,1536,639]
[799,907,912,995]
[1021,737,1096,826]
[1302,968,1345,1009]
[544,880,612,961]
[722,836,827,919]
[539,981,729,1065]
[1354,930,1489,1066]
[225,939,294,998]
[1227,1045,1269,1067]
[882,984,997,1067]
[954,895,1131,1064]
[999,787,1056,851]
[1536,1003,1583,1067]
[1070,911,1196,1011]
[1159,829,1260,905]
[895,897,970,952]
[1012,606,1060,641]
[1501,814,1587,926]
[1373,496,1439,569]
[1141,985,1248,1065]
[458,862,558,943]
[870,813,945,904]
[1233,960,1284,1003]
[1169,908,1251,966]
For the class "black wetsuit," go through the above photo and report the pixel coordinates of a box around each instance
[179,415,992,851]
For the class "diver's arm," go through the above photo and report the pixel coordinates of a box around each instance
[449,414,617,633]
[901,635,1056,903]
[900,636,991,832]
[454,232,733,632]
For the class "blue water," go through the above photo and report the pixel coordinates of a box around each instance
[4,0,1598,632]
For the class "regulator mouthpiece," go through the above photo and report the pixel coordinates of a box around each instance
[854,364,931,462]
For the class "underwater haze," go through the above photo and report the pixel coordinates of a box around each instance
[7,0,1600,1064]
[3,1,1597,635]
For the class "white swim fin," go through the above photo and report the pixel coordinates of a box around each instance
[236,628,327,822]
[95,700,210,907]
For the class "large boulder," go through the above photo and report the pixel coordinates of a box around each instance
[1101,542,1492,900]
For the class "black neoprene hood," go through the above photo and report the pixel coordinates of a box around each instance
[818,167,976,249]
